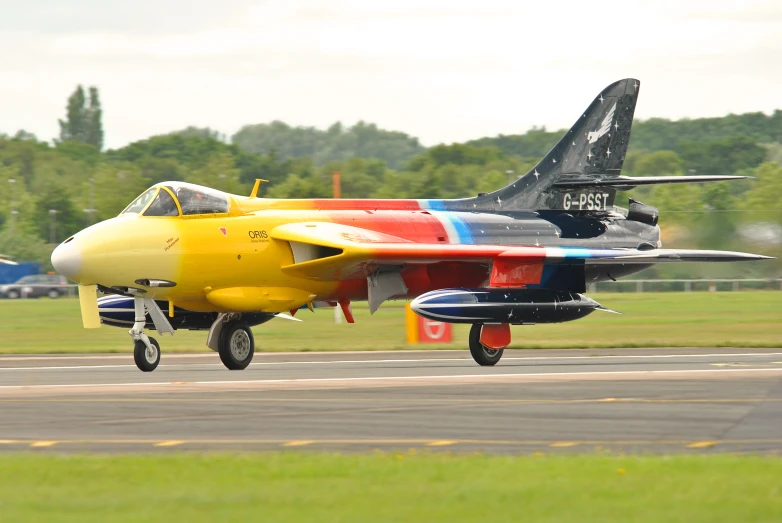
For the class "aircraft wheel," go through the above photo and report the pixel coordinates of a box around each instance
[219,322,255,370]
[469,324,504,366]
[134,337,160,372]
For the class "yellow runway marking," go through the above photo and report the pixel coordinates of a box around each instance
[154,440,185,447]
[427,440,457,447]
[0,438,778,447]
[283,440,314,447]
[30,441,58,447]
[687,441,717,449]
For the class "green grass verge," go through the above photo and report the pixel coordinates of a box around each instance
[0,292,780,354]
[1,454,781,522]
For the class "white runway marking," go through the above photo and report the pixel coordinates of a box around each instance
[1,352,781,372]
[0,350,467,362]
[1,367,781,390]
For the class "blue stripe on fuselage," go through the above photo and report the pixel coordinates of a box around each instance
[558,247,593,258]
[421,201,473,244]
[448,214,474,245]
[432,211,474,245]
[423,200,446,211]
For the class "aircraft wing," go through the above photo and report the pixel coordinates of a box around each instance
[270,222,771,281]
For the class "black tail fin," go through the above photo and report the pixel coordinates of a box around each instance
[445,78,640,212]
[528,77,639,179]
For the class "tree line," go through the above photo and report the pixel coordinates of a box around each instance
[0,86,780,277]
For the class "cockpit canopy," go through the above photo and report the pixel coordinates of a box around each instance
[121,182,230,217]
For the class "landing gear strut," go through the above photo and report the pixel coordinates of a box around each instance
[218,321,255,370]
[129,296,163,372]
[468,324,504,366]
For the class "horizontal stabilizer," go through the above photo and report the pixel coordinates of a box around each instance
[553,175,749,189]
[573,248,773,264]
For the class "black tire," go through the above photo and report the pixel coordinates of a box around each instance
[47,289,61,299]
[133,337,161,372]
[7,290,19,299]
[468,324,504,366]
[218,322,255,370]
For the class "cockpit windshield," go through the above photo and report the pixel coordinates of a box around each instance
[122,183,230,217]
[121,188,157,215]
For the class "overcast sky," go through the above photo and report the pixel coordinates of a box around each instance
[2,0,781,149]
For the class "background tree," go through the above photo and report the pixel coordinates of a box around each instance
[85,87,103,151]
[58,85,104,150]
[58,86,86,144]
[232,120,425,169]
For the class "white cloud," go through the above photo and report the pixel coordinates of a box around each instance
[1,0,781,148]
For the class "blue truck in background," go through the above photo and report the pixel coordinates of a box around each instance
[0,262,41,284]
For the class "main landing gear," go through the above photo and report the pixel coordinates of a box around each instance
[207,313,258,371]
[128,297,258,372]
[217,321,255,370]
[468,324,507,366]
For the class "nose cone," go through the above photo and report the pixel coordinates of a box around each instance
[51,239,82,280]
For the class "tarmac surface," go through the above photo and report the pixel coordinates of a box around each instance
[1,348,782,454]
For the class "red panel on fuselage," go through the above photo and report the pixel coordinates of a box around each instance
[320,210,489,302]
[324,210,450,244]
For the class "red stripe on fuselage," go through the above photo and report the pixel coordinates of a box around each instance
[312,199,423,211]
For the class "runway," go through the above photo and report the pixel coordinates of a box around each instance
[1,348,782,453]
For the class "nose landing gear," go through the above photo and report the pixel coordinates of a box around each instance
[129,296,172,372]
[133,337,160,372]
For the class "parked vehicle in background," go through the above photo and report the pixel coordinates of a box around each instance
[0,274,70,299]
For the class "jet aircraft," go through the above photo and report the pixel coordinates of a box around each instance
[51,79,771,372]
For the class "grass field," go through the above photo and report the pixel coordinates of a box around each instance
[1,453,780,522]
[0,292,780,354]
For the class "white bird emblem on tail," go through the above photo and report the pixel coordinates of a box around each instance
[587,102,616,144]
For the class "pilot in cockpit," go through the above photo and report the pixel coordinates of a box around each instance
[142,188,179,216]
[175,186,201,215]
